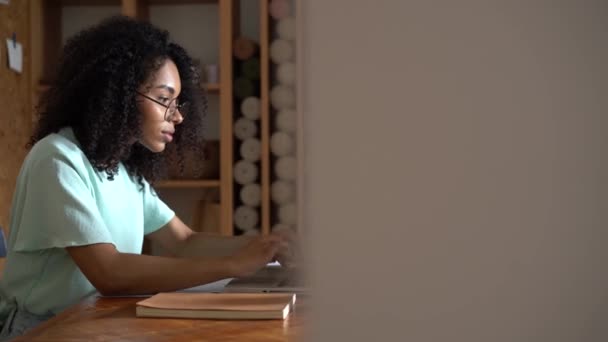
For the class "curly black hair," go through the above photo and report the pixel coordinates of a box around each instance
[30,15,207,186]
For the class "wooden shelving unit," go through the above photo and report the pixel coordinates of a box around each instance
[218,0,237,236]
[257,0,300,236]
[155,179,221,189]
[205,83,221,92]
[259,0,271,236]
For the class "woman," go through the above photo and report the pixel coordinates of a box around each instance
[0,16,292,339]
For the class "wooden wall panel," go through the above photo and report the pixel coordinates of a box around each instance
[0,2,31,234]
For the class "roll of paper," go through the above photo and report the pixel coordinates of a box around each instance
[275,109,296,133]
[270,132,294,157]
[278,202,297,225]
[272,223,293,233]
[270,39,294,64]
[240,183,261,207]
[234,205,259,230]
[274,156,297,181]
[240,138,261,162]
[269,0,290,19]
[271,180,295,205]
[240,96,260,120]
[242,228,260,236]
[270,85,295,110]
[276,62,296,86]
[276,17,296,41]
[234,117,257,140]
[234,160,258,185]
[233,36,258,60]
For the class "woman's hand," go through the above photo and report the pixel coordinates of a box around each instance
[228,235,282,278]
[227,229,300,278]
[270,228,299,268]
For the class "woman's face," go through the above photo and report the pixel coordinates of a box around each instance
[136,59,183,153]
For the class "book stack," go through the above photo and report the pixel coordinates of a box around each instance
[136,292,296,320]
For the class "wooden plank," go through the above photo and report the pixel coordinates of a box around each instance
[146,0,217,4]
[204,83,220,92]
[155,180,221,189]
[218,0,234,236]
[259,0,271,236]
[60,0,121,5]
[295,0,304,237]
[121,0,148,19]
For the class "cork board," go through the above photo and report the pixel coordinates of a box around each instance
[0,1,31,234]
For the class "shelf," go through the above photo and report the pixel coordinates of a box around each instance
[205,83,220,92]
[60,0,121,5]
[56,0,218,7]
[147,0,217,4]
[155,179,221,188]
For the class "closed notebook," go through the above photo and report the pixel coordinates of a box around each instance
[136,292,296,320]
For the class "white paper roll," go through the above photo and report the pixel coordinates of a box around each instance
[240,138,261,162]
[272,223,293,232]
[242,228,260,236]
[270,39,294,64]
[234,205,259,230]
[276,17,296,41]
[240,183,261,207]
[234,160,258,185]
[271,180,295,204]
[270,85,295,110]
[274,156,297,181]
[234,117,257,140]
[276,62,296,86]
[270,132,294,157]
[275,109,297,133]
[240,96,260,120]
[278,203,297,225]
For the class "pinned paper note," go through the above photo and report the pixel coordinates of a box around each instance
[6,37,23,73]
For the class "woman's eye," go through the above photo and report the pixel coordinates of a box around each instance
[158,97,170,103]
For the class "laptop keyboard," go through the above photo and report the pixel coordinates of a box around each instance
[229,266,301,287]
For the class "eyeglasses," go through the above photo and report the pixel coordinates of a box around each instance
[136,91,189,122]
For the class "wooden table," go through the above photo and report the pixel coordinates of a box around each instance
[14,295,306,341]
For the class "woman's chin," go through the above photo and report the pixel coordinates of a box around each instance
[139,140,166,153]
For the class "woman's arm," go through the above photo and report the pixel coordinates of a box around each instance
[145,216,253,258]
[66,233,281,296]
[147,216,297,265]
[67,243,232,295]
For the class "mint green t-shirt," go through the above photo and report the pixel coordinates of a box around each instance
[0,127,175,315]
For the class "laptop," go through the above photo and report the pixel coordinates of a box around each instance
[224,262,308,293]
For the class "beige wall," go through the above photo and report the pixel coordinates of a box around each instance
[302,1,608,341]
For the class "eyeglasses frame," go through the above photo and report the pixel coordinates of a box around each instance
[136,91,187,122]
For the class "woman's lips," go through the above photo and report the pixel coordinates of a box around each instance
[162,132,173,142]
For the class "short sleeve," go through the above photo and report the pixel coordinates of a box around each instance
[142,182,175,235]
[12,155,113,252]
